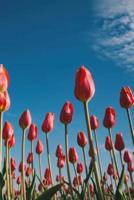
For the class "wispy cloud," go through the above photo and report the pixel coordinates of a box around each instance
[92,0,134,72]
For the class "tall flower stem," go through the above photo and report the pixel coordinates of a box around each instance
[108,128,119,176]
[38,154,42,181]
[45,133,53,186]
[73,164,80,193]
[0,112,3,172]
[126,108,134,145]
[65,124,74,197]
[109,151,117,188]
[8,148,12,197]
[94,130,103,180]
[83,101,104,200]
[31,141,34,176]
[6,141,10,200]
[129,172,134,188]
[21,129,26,200]
[82,147,88,177]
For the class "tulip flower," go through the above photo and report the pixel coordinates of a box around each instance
[10,158,16,172]
[77,131,88,176]
[120,87,134,145]
[27,152,33,165]
[57,155,66,169]
[77,162,83,174]
[19,109,31,200]
[103,107,119,177]
[42,112,54,186]
[90,115,103,180]
[107,163,114,186]
[69,147,78,164]
[8,135,15,149]
[123,150,133,163]
[105,136,113,151]
[60,102,74,196]
[17,176,21,185]
[44,168,52,186]
[36,140,43,181]
[115,133,125,167]
[127,161,134,188]
[55,144,63,158]
[74,66,103,199]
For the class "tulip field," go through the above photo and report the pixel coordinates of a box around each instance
[0,64,134,200]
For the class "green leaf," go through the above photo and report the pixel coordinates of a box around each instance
[35,173,46,191]
[35,184,61,200]
[115,165,125,200]
[91,177,101,200]
[0,172,5,200]
[63,180,81,200]
[2,159,6,177]
[26,170,36,200]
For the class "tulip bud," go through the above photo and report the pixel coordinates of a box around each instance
[107,163,114,176]
[73,176,79,187]
[124,172,129,184]
[25,167,33,177]
[42,112,54,133]
[77,163,83,174]
[78,175,83,185]
[89,146,97,158]
[120,87,134,109]
[69,147,78,164]
[0,91,10,112]
[114,133,125,151]
[16,176,21,185]
[74,66,95,102]
[57,155,66,168]
[105,136,113,151]
[44,168,52,185]
[56,175,62,182]
[77,131,88,148]
[60,101,74,124]
[19,162,26,173]
[89,184,94,197]
[103,107,116,128]
[19,109,32,130]
[28,123,38,141]
[0,64,10,92]
[3,121,14,141]
[10,157,16,172]
[127,161,134,172]
[90,115,99,130]
[8,135,15,149]
[123,150,132,163]
[36,140,43,155]
[55,144,63,158]
[27,152,33,164]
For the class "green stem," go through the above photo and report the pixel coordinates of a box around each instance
[65,124,74,197]
[94,130,103,180]
[6,141,10,200]
[83,101,104,200]
[82,147,88,177]
[108,128,119,176]
[21,129,26,200]
[126,108,134,145]
[8,148,12,197]
[39,154,42,181]
[31,141,34,177]
[0,112,3,173]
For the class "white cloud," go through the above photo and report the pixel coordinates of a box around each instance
[92,0,134,72]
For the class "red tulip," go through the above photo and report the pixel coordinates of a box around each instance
[120,87,134,109]
[124,173,129,184]
[105,136,113,151]
[0,90,10,112]
[56,144,63,158]
[127,161,134,172]
[107,163,114,176]
[74,66,95,102]
[38,183,43,191]
[56,175,62,182]
[60,101,74,124]
[57,154,66,168]
[123,150,133,163]
[103,107,116,128]
[78,175,83,185]
[42,112,54,133]
[28,123,38,141]
[77,163,83,174]
[114,133,125,151]
[73,176,79,187]
[3,121,14,141]
[27,152,33,164]
[19,162,26,172]
[90,115,99,130]
[19,109,32,130]
[8,135,15,148]
[77,131,88,148]
[0,64,10,92]
[44,168,52,185]
[16,176,21,185]
[10,157,16,172]
[69,147,78,164]
[25,167,33,177]
[36,140,43,155]
[89,184,94,197]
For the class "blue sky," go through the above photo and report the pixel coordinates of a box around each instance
[1,0,134,183]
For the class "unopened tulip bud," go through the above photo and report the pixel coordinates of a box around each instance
[28,123,38,141]
[55,144,63,158]
[16,176,21,185]
[103,107,116,128]
[77,131,88,148]
[0,91,10,112]
[90,115,99,130]
[57,155,66,168]
[120,87,134,109]
[123,150,132,163]
[77,163,83,174]
[3,121,14,141]
[10,157,16,172]
[105,136,113,151]
[115,133,125,151]
[19,109,32,130]
[0,64,9,92]
[74,66,95,102]
[107,163,114,176]
[127,161,134,172]
[8,135,15,149]
[36,140,43,155]
[27,152,33,164]
[69,147,78,164]
[42,112,54,133]
[60,101,74,124]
